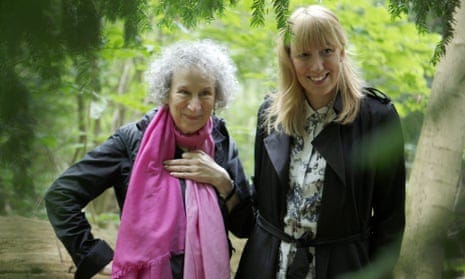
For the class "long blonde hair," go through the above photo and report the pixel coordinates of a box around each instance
[266,5,364,137]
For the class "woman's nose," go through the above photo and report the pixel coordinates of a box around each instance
[309,55,324,71]
[187,96,201,111]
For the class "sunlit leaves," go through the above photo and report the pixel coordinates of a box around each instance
[388,0,461,64]
[251,0,266,27]
[152,0,227,28]
[0,0,445,215]
[312,0,440,115]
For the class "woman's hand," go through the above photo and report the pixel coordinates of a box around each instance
[163,150,233,197]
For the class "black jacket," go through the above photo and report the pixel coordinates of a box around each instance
[45,109,252,279]
[236,88,406,279]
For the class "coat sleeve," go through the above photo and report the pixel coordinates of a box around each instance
[369,100,406,262]
[44,127,132,279]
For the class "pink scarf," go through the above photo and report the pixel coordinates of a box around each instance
[112,106,230,279]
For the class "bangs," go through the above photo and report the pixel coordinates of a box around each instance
[289,7,344,52]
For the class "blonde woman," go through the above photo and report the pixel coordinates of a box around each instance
[236,5,405,279]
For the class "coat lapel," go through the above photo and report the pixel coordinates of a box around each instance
[313,92,346,186]
[263,121,346,190]
[312,122,346,186]
[211,120,227,166]
[264,131,290,186]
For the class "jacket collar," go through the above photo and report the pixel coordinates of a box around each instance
[312,122,346,185]
[137,108,227,163]
[263,92,346,187]
[137,108,226,142]
[264,131,290,186]
[313,92,346,184]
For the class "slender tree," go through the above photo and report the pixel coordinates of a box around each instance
[393,0,465,277]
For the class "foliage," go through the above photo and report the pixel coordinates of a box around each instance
[0,0,148,215]
[152,0,235,28]
[388,0,461,64]
[0,0,440,217]
[327,0,439,116]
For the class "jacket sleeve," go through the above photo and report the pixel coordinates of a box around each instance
[369,101,406,262]
[44,127,132,279]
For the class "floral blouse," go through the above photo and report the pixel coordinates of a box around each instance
[277,100,336,279]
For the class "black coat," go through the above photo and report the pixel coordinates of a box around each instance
[45,109,252,279]
[236,88,406,279]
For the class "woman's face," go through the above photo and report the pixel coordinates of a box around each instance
[290,44,344,109]
[168,66,216,134]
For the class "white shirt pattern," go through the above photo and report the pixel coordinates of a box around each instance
[277,100,336,279]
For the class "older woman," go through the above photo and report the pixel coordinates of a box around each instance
[236,5,405,279]
[45,40,252,279]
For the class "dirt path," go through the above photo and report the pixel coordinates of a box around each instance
[0,216,246,278]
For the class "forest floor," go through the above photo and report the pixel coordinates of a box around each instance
[0,215,246,278]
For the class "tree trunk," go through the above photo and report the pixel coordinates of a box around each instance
[87,59,135,218]
[70,92,87,164]
[111,59,132,131]
[394,1,465,278]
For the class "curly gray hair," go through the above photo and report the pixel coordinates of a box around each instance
[146,39,239,110]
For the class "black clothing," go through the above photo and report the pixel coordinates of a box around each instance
[45,109,252,279]
[236,88,406,279]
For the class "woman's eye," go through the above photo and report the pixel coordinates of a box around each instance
[178,90,189,95]
[322,48,334,56]
[295,53,311,61]
[200,91,213,97]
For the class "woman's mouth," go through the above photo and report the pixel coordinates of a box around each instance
[184,114,202,121]
[307,73,329,83]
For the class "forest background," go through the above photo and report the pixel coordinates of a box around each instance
[1,0,463,277]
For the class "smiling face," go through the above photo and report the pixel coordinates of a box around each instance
[291,44,344,109]
[168,66,216,135]
[285,5,348,110]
